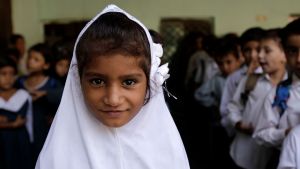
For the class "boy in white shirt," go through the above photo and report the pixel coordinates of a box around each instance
[220,27,264,136]
[227,29,287,169]
[256,18,300,169]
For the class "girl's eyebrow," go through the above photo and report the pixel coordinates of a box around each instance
[84,72,144,78]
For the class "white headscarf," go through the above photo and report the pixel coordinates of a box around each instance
[35,4,190,169]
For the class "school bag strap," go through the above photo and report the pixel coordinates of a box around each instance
[241,73,261,105]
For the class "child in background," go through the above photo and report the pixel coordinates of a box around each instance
[220,27,264,136]
[227,29,287,169]
[195,34,242,108]
[15,43,62,162]
[50,46,71,85]
[9,34,27,75]
[35,4,190,169]
[194,34,242,169]
[253,18,300,169]
[0,56,33,169]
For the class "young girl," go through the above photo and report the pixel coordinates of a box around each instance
[35,4,190,169]
[50,47,71,85]
[227,29,287,169]
[0,56,33,169]
[15,43,63,162]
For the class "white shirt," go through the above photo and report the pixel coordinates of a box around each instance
[221,66,263,135]
[186,50,219,87]
[220,65,247,133]
[277,125,300,169]
[194,73,226,107]
[254,74,300,148]
[35,4,190,169]
[227,73,286,169]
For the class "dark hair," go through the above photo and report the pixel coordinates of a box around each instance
[214,33,240,60]
[10,34,24,45]
[53,45,71,63]
[239,27,264,50]
[76,12,151,99]
[0,54,18,74]
[280,18,300,48]
[261,28,283,48]
[28,43,53,63]
[6,48,21,61]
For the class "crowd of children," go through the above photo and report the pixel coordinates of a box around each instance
[166,18,300,169]
[0,36,70,169]
[1,4,300,169]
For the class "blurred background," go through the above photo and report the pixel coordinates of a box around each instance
[1,0,300,60]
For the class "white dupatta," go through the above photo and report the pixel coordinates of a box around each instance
[35,4,190,169]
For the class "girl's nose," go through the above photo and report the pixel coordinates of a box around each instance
[103,85,122,107]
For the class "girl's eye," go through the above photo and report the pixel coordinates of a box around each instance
[123,79,136,86]
[90,79,104,86]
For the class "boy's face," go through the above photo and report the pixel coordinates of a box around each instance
[284,34,300,78]
[258,39,286,74]
[81,54,147,127]
[216,53,241,77]
[242,40,260,67]
[27,51,49,74]
[55,59,70,77]
[0,66,16,90]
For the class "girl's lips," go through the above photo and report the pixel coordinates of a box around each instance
[101,110,125,118]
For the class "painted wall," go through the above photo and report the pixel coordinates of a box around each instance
[11,0,300,49]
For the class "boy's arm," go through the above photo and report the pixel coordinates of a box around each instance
[253,91,286,147]
[226,77,247,127]
[277,127,298,169]
[220,73,239,117]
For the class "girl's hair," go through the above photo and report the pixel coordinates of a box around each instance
[76,12,151,99]
[28,43,53,63]
[0,55,18,74]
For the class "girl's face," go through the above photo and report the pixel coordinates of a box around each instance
[55,59,70,77]
[258,39,286,74]
[27,51,49,74]
[81,54,147,127]
[0,66,16,90]
[284,34,300,78]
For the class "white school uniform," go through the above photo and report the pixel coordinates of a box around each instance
[220,65,247,135]
[35,4,190,169]
[254,74,300,148]
[220,66,263,136]
[277,125,300,169]
[185,50,219,88]
[227,73,287,169]
[194,73,226,107]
